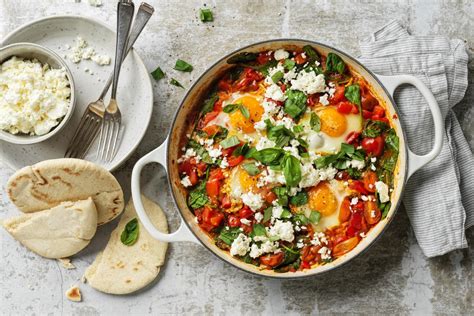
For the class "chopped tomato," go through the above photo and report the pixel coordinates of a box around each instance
[228,215,240,227]
[364,200,381,225]
[345,131,360,145]
[361,136,384,157]
[257,52,272,65]
[346,211,363,237]
[221,146,236,157]
[213,99,224,112]
[333,236,360,257]
[239,206,253,219]
[294,53,307,64]
[234,68,263,90]
[301,261,311,270]
[188,170,198,185]
[264,190,277,204]
[199,222,215,232]
[218,78,232,92]
[372,116,389,124]
[351,104,360,114]
[361,93,378,111]
[339,197,351,222]
[330,85,346,104]
[362,110,372,119]
[372,105,385,117]
[336,101,353,114]
[221,195,232,209]
[260,252,284,267]
[202,206,213,223]
[241,224,253,234]
[206,169,225,201]
[307,94,319,107]
[200,111,219,128]
[227,155,244,167]
[362,171,377,193]
[349,180,369,195]
[209,169,225,181]
[279,83,287,93]
[202,124,220,137]
[210,212,224,227]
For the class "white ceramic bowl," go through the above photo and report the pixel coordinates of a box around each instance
[0,42,76,145]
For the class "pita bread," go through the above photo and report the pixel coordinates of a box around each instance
[84,195,168,295]
[7,158,124,225]
[2,198,97,259]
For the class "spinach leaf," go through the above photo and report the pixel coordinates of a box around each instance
[290,191,308,206]
[223,103,239,113]
[218,227,242,245]
[188,181,209,209]
[233,143,249,157]
[309,211,321,224]
[170,78,184,88]
[385,128,399,152]
[310,112,321,132]
[273,186,289,206]
[174,59,193,72]
[292,213,309,225]
[263,207,273,222]
[199,8,213,22]
[251,224,267,238]
[248,148,284,165]
[242,162,261,176]
[362,119,389,138]
[282,154,302,187]
[201,93,219,115]
[293,125,304,133]
[271,71,284,83]
[284,90,307,119]
[220,136,240,149]
[227,52,258,64]
[151,67,165,81]
[340,143,355,155]
[326,52,346,74]
[187,139,213,163]
[302,45,320,62]
[277,246,300,267]
[284,58,296,70]
[120,218,139,246]
[267,124,295,148]
[345,84,362,115]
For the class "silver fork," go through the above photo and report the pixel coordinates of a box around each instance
[65,2,154,159]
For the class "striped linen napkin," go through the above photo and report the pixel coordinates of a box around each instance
[358,20,474,257]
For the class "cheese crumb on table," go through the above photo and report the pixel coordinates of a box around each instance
[65,286,82,302]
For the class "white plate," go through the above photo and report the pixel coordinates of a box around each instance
[1,15,153,171]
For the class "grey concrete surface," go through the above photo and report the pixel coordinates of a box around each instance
[1,0,473,315]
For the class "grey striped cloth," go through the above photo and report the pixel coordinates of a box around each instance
[358,20,474,257]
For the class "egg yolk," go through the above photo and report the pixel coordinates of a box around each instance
[229,96,264,133]
[308,182,338,216]
[238,167,259,192]
[318,107,348,137]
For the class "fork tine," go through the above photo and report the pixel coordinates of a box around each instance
[104,121,116,162]
[107,119,121,162]
[100,120,112,161]
[75,117,101,159]
[67,116,94,158]
[65,112,90,157]
[96,121,106,160]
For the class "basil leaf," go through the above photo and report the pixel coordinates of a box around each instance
[174,59,193,72]
[302,45,320,62]
[267,124,294,148]
[282,154,301,187]
[310,112,321,132]
[309,211,321,224]
[151,67,165,81]
[188,181,209,209]
[293,125,304,133]
[170,78,184,88]
[326,52,346,74]
[385,128,399,152]
[263,207,273,222]
[362,119,389,138]
[121,218,139,246]
[188,139,213,163]
[344,84,361,106]
[277,246,300,267]
[242,162,261,176]
[340,143,355,155]
[292,213,309,225]
[212,126,228,141]
[380,202,391,219]
[220,136,240,149]
[271,71,284,83]
[284,90,307,119]
[239,105,250,119]
[201,93,218,115]
[227,52,258,64]
[347,167,362,179]
[249,148,284,165]
[290,191,308,206]
[218,227,242,245]
[223,103,239,113]
[315,154,337,169]
[280,209,292,219]
[199,8,213,22]
[273,186,289,206]
[233,143,249,157]
[296,137,308,148]
[251,224,267,237]
[284,59,296,70]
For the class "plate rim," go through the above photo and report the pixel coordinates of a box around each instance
[1,14,154,172]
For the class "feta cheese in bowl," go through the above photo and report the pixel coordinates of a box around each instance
[0,43,76,144]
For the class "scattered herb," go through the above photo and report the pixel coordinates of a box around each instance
[220,136,240,149]
[284,58,296,70]
[227,52,258,64]
[223,103,239,113]
[284,89,307,119]
[280,209,292,219]
[344,84,362,116]
[239,104,250,119]
[188,181,209,209]
[263,207,273,222]
[218,227,241,245]
[271,70,284,83]
[251,224,267,238]
[282,154,302,187]
[233,143,249,157]
[170,78,184,88]
[385,128,399,152]
[267,123,295,148]
[302,45,320,63]
[310,112,321,132]
[199,8,213,22]
[293,125,304,133]
[120,218,139,246]
[201,93,219,115]
[309,211,321,224]
[273,186,289,206]
[174,59,193,72]
[326,52,346,74]
[151,67,165,81]
[248,148,284,165]
[242,162,261,176]
[292,213,309,225]
[362,119,389,138]
[290,191,308,206]
[188,139,213,163]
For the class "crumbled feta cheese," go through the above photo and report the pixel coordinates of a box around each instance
[360,232,366,238]
[307,132,324,150]
[249,240,280,258]
[240,218,252,225]
[350,197,359,205]
[0,57,71,135]
[267,220,294,242]
[272,204,285,219]
[68,36,111,66]
[220,157,229,169]
[290,71,326,95]
[274,49,290,60]
[265,84,287,101]
[298,162,320,189]
[311,231,329,246]
[297,241,305,249]
[207,146,223,162]
[256,136,276,151]
[283,68,297,81]
[318,246,332,260]
[318,166,338,181]
[254,212,263,223]
[370,164,377,171]
[180,176,193,187]
[319,94,329,106]
[370,210,376,218]
[361,195,368,201]
[375,181,390,203]
[88,0,103,7]
[230,233,251,256]
[347,159,365,170]
[370,157,377,163]
[275,116,295,130]
[265,64,285,85]
[258,168,286,187]
[241,192,264,211]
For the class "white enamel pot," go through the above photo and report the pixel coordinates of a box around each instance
[131,40,443,278]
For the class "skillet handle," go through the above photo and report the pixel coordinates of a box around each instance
[131,137,199,243]
[377,74,444,180]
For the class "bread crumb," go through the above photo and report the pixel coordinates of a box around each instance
[65,286,82,302]
[58,258,76,269]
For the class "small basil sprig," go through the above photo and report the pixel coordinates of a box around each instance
[310,112,321,132]
[362,119,389,138]
[290,191,308,206]
[199,8,213,22]
[151,67,165,81]
[242,162,261,176]
[284,90,307,119]
[282,154,301,187]
[218,227,241,245]
[121,218,139,246]
[174,59,193,72]
[188,181,209,209]
[223,103,250,119]
[271,71,284,83]
[247,148,284,165]
[170,78,184,88]
[326,52,346,74]
[220,136,240,149]
[344,84,362,116]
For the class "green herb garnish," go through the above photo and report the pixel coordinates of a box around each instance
[242,162,261,176]
[290,191,308,206]
[170,78,184,88]
[271,71,284,83]
[199,8,214,22]
[310,112,321,132]
[282,154,302,187]
[218,227,241,245]
[309,211,321,224]
[174,59,193,72]
[188,181,209,209]
[121,218,139,246]
[284,89,307,119]
[151,67,165,81]
[326,52,346,74]
[227,52,258,64]
[220,136,240,149]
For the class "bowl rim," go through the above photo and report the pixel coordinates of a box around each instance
[165,38,407,279]
[0,42,76,145]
